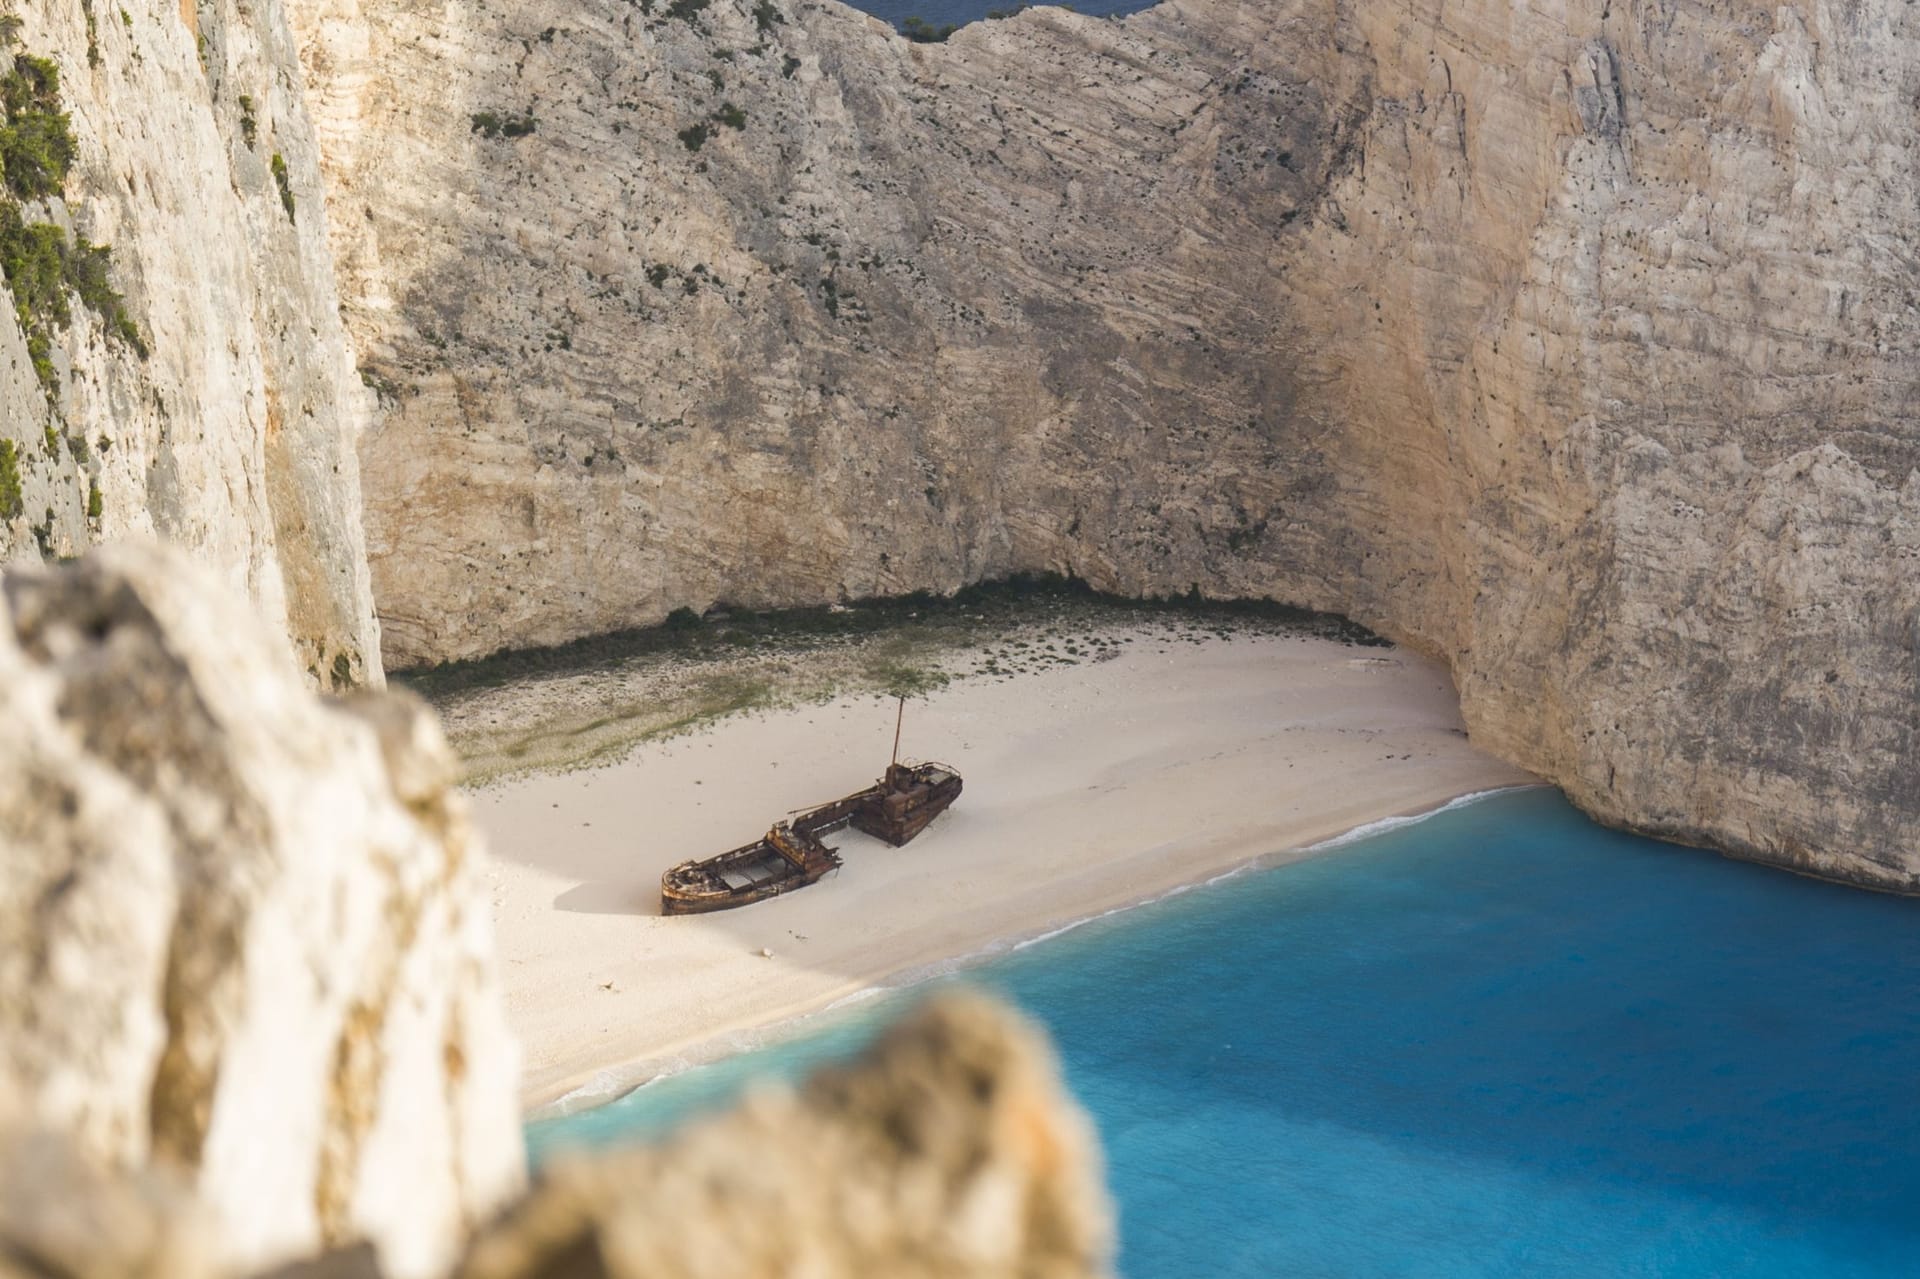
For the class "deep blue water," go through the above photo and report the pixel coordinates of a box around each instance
[528,789,1920,1276]
[844,0,1155,36]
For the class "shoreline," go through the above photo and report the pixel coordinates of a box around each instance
[467,624,1538,1115]
[525,782,1538,1120]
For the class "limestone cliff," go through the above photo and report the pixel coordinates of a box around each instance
[0,545,523,1276]
[306,0,1919,890]
[0,0,378,688]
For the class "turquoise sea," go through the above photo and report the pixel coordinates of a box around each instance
[528,789,1920,1276]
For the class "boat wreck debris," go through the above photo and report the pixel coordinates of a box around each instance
[660,700,963,915]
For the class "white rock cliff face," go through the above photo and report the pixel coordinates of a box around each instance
[0,545,524,1277]
[0,0,380,688]
[303,0,1918,889]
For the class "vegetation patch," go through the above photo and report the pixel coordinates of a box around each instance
[400,573,1388,701]
[0,438,20,520]
[0,51,75,198]
[0,203,146,396]
[408,577,1393,782]
[898,16,957,42]
[677,122,709,152]
[237,93,257,148]
[269,152,295,219]
[470,110,537,139]
[358,364,401,404]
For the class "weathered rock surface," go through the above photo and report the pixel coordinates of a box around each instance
[0,995,1110,1279]
[0,1116,216,1279]
[0,544,523,1277]
[0,0,379,688]
[307,0,1918,888]
[459,993,1112,1279]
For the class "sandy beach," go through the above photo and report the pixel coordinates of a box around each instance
[468,627,1535,1112]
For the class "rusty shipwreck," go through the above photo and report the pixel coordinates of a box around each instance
[660,701,963,916]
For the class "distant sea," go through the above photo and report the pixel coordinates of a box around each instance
[529,789,1920,1277]
[843,0,1156,34]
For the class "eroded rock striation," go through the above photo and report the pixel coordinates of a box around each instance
[0,544,523,1277]
[0,0,378,688]
[307,0,1918,888]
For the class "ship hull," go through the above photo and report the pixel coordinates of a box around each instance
[659,762,962,914]
[850,765,963,847]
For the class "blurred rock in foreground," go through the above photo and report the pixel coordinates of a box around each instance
[0,546,1110,1279]
[459,994,1112,1279]
[0,544,524,1277]
[1,996,1110,1279]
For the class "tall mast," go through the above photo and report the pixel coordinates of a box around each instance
[890,694,905,768]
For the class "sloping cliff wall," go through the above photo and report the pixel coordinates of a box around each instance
[0,0,378,687]
[306,0,1917,888]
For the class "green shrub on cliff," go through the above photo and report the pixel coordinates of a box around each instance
[63,230,143,351]
[470,110,536,140]
[898,16,956,42]
[0,439,19,519]
[2,208,67,390]
[270,152,295,220]
[0,42,144,394]
[2,210,65,323]
[0,204,147,391]
[0,53,76,200]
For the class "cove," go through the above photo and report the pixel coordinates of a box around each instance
[528,788,1920,1277]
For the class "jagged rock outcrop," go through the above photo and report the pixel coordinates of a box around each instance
[0,544,523,1277]
[304,0,1918,889]
[0,995,1111,1279]
[0,0,379,688]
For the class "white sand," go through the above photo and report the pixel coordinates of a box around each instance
[469,630,1535,1112]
